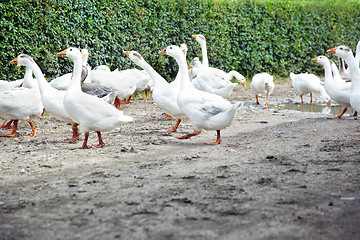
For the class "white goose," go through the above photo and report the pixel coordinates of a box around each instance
[126,69,152,102]
[1,65,40,130]
[58,47,133,149]
[188,57,200,79]
[290,72,331,104]
[188,57,202,90]
[250,72,275,107]
[191,34,246,98]
[312,56,351,119]
[14,54,80,142]
[0,56,43,137]
[159,45,243,144]
[90,68,138,107]
[123,50,186,132]
[327,46,360,127]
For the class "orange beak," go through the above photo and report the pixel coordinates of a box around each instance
[326,47,337,54]
[242,81,246,87]
[311,57,318,62]
[158,48,166,55]
[191,35,197,39]
[57,49,67,56]
[10,57,18,64]
[123,51,130,56]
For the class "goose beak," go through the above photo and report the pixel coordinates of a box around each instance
[158,48,167,55]
[123,51,130,56]
[188,66,192,69]
[242,81,246,87]
[10,57,18,64]
[57,49,67,56]
[191,35,197,39]
[327,48,337,54]
[81,51,86,57]
[311,57,318,62]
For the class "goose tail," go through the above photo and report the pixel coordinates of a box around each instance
[120,114,134,123]
[232,101,244,111]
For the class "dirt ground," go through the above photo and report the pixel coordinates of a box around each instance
[0,82,359,240]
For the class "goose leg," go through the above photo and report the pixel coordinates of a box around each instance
[310,93,313,103]
[256,95,260,105]
[264,92,270,107]
[26,119,38,138]
[0,120,14,129]
[177,130,201,140]
[72,123,79,142]
[126,96,132,104]
[206,130,222,145]
[80,132,90,149]
[64,123,79,143]
[92,131,105,148]
[144,90,151,100]
[166,119,181,132]
[300,94,304,104]
[114,97,121,109]
[3,120,19,137]
[330,107,347,119]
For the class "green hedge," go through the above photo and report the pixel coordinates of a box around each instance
[1,0,360,82]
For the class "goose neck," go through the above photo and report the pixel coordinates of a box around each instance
[200,41,209,67]
[174,53,193,90]
[68,56,83,91]
[322,61,333,85]
[137,60,167,89]
[27,61,52,94]
[23,67,33,86]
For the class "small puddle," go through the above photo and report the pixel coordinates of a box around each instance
[273,103,351,115]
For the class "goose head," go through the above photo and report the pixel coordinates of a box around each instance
[81,49,89,65]
[189,57,201,69]
[10,54,34,67]
[158,45,184,59]
[57,47,83,60]
[123,51,144,65]
[180,43,188,56]
[311,55,329,66]
[191,34,206,45]
[327,45,353,60]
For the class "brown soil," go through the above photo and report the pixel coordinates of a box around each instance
[0,82,359,240]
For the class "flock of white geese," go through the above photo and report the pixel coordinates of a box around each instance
[1,34,360,148]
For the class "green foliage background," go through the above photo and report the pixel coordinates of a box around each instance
[1,0,360,82]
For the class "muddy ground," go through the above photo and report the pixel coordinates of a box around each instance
[0,82,359,240]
